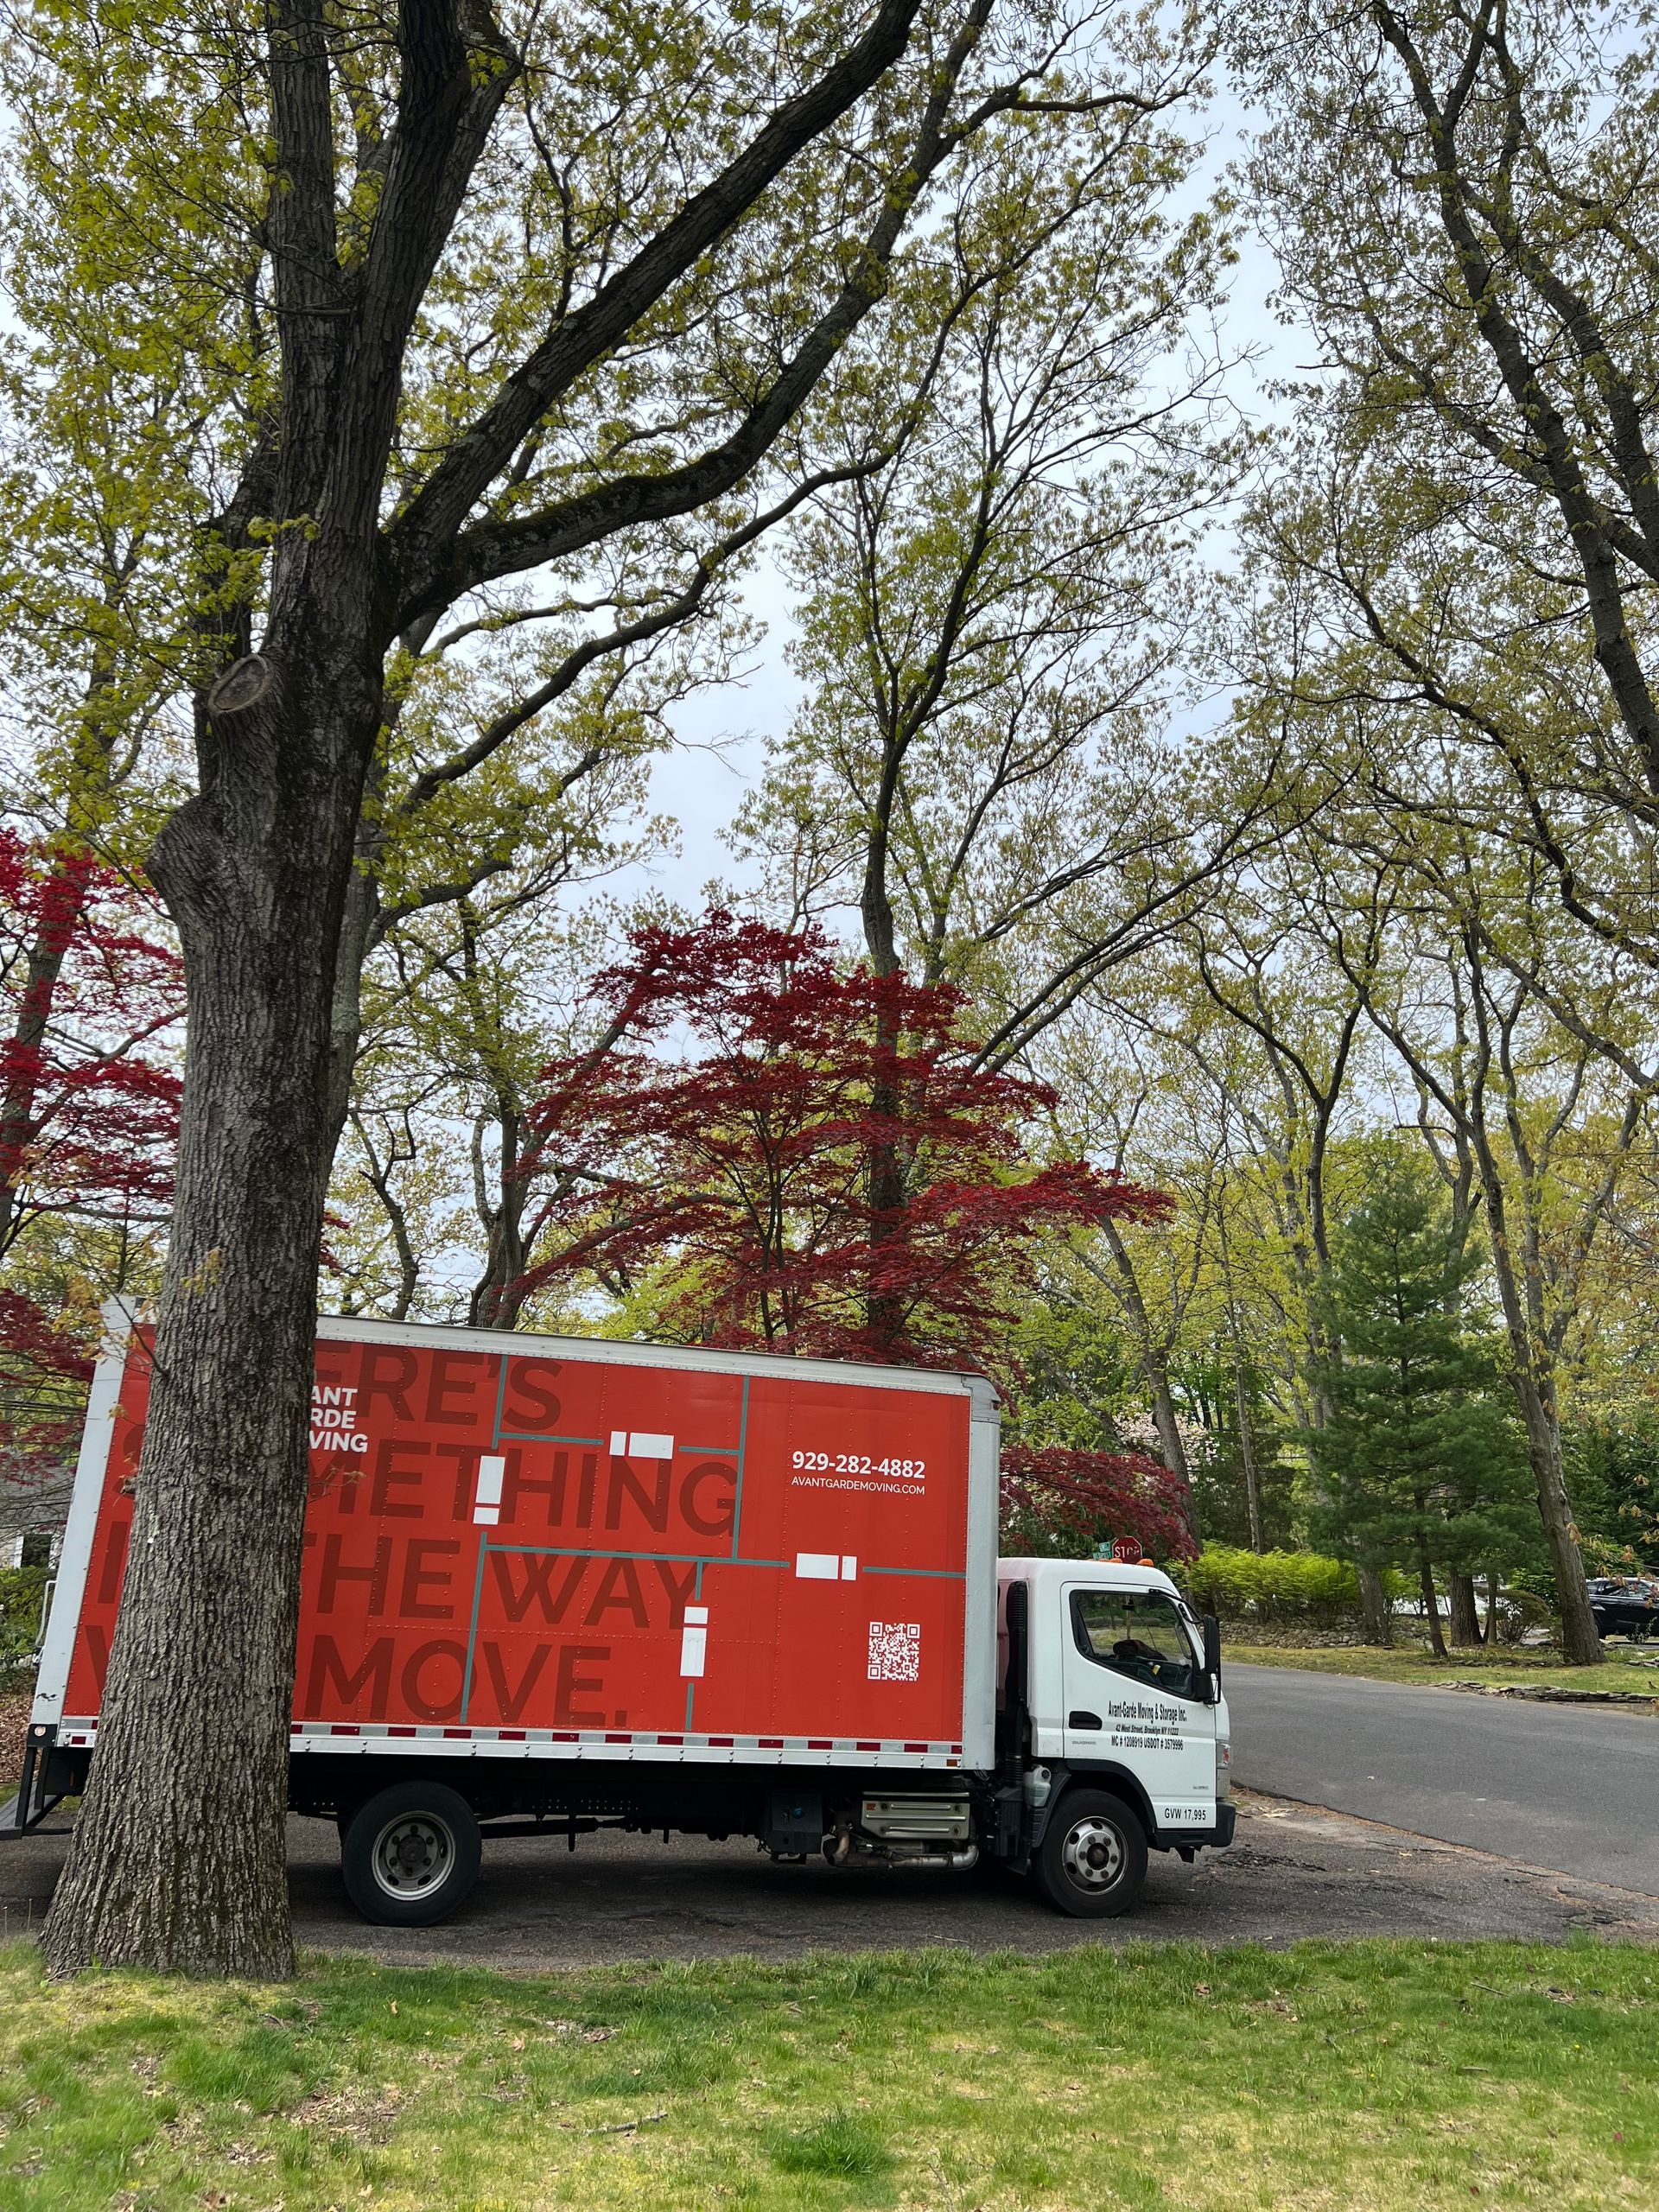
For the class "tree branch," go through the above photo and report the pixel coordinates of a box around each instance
[388,0,931,584]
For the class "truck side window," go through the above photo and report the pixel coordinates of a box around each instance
[1072,1590,1198,1700]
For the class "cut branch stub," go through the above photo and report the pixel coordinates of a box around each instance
[207,654,277,718]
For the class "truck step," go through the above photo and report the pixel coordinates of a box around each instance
[0,1792,71,1840]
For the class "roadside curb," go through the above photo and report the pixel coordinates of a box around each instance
[1436,1681,1659,1709]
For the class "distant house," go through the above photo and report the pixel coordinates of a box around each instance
[2,1449,76,1568]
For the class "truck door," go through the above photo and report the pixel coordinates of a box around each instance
[1059,1583,1213,1828]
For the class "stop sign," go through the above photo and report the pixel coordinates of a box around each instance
[1111,1535,1144,1563]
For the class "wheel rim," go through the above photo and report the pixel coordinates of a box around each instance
[370,1811,455,1901]
[1060,1814,1123,1893]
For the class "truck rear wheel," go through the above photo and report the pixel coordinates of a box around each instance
[340,1782,482,1927]
[1035,1789,1147,1918]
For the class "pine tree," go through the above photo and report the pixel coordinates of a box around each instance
[1309,1154,1537,1660]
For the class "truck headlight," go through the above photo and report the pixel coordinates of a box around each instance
[1216,1740,1231,1798]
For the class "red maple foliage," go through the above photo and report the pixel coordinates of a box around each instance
[517,911,1169,1370]
[999,1443,1198,1564]
[0,833,181,1544]
[0,832,181,1255]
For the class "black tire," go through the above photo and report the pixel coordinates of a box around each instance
[1034,1789,1148,1919]
[340,1782,482,1927]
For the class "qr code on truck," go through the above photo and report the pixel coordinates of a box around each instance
[868,1620,921,1681]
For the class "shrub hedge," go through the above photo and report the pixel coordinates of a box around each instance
[1173,1543,1382,1625]
[0,1564,50,1682]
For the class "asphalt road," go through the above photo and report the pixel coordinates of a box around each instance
[1226,1661,1659,1892]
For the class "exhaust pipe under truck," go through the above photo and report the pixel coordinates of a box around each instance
[11,1308,1234,1923]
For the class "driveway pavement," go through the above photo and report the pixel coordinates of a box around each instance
[6,1664,1656,1967]
[3,1789,1656,1967]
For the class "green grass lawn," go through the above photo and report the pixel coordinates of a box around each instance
[1225,1640,1659,1700]
[0,1938,1654,2209]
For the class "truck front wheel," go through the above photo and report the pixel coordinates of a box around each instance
[340,1783,482,1927]
[1035,1789,1147,1918]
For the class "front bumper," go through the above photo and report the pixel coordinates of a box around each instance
[1150,1799,1236,1853]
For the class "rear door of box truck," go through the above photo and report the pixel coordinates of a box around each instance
[35,1310,1000,1775]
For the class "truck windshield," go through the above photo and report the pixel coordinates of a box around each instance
[1071,1590,1200,1700]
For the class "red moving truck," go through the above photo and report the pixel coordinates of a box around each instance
[16,1308,1234,1922]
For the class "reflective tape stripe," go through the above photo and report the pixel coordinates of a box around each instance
[65,1715,966,1761]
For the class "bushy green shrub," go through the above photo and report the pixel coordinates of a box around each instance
[1173,1543,1370,1625]
[0,1565,51,1684]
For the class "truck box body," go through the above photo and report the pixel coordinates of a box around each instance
[35,1311,1000,1772]
[20,1307,1232,1927]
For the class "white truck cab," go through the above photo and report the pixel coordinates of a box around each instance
[996,1557,1233,1916]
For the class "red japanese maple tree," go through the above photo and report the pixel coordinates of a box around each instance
[516,911,1170,1376]
[0,832,182,1540]
[999,1443,1198,1564]
[0,832,181,1254]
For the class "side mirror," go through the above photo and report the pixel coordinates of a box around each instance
[1203,1613,1222,1702]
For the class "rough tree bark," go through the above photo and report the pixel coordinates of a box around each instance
[39,0,1000,1974]
[44,652,377,1974]
[1357,1567,1394,1648]
[1468,1093,1603,1665]
[1087,1221,1199,1541]
[468,1096,529,1331]
[1416,1537,1448,1662]
[1448,1571,1483,1648]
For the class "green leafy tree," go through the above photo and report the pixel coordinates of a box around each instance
[1229,0,1659,1662]
[4,0,1214,1980]
[1310,1153,1535,1658]
[1004,1287,1144,1459]
[1568,1416,1659,1576]
[1236,0,1659,970]
[1178,1339,1297,1554]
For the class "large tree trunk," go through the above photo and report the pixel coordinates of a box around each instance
[1479,1183,1602,1663]
[470,1098,528,1329]
[1091,1217,1199,1541]
[1510,1364,1603,1665]
[1448,1571,1483,1648]
[325,853,379,1150]
[1357,1566,1394,1648]
[1146,1369,1199,1543]
[43,652,373,1977]
[1416,1542,1447,1662]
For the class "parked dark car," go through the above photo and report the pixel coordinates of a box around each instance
[1588,1577,1659,1639]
